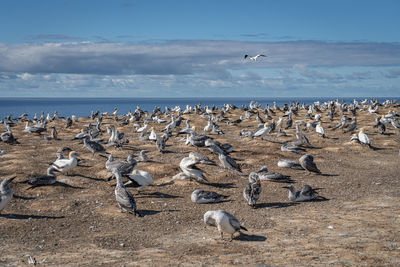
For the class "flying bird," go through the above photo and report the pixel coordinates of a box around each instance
[244,54,267,61]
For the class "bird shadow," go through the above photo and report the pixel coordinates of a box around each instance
[0,213,65,220]
[157,181,175,187]
[26,181,84,190]
[13,194,36,200]
[205,182,236,189]
[135,192,183,199]
[67,174,105,182]
[160,150,174,154]
[255,202,300,209]
[139,209,180,217]
[320,173,339,177]
[236,233,267,242]
[307,197,330,202]
[371,146,386,151]
[264,178,296,184]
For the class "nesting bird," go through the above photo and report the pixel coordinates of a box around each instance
[282,184,326,202]
[204,210,248,241]
[257,165,291,182]
[125,169,153,191]
[23,167,57,188]
[243,172,262,208]
[173,153,208,182]
[191,189,227,204]
[52,151,80,175]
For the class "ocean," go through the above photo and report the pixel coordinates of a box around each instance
[0,97,397,119]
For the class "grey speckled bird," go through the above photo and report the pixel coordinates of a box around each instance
[112,168,139,216]
[282,184,326,202]
[218,153,241,172]
[191,189,227,204]
[106,154,137,181]
[243,172,262,208]
[83,136,107,156]
[257,165,291,182]
[299,154,321,174]
[23,167,57,188]
[0,176,15,213]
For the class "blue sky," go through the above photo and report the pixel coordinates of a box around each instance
[0,0,399,97]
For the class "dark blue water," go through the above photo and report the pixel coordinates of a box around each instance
[0,97,397,119]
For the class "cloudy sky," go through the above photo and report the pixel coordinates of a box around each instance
[0,0,399,97]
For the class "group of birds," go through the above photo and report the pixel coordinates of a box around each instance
[1,97,399,241]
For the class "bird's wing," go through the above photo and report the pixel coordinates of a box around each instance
[306,160,320,173]
[116,187,136,210]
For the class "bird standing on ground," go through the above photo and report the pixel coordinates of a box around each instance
[83,136,107,156]
[112,168,139,216]
[0,176,15,213]
[218,153,241,172]
[243,172,262,208]
[358,128,371,148]
[204,210,248,241]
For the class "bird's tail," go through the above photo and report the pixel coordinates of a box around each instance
[240,226,248,231]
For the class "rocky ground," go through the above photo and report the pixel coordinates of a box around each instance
[0,103,399,266]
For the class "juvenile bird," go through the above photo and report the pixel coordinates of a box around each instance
[112,168,139,216]
[0,176,15,213]
[243,172,262,208]
[299,154,321,174]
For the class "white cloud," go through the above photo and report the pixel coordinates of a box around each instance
[0,40,399,97]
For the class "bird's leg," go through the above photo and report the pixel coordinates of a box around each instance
[229,234,234,242]
[220,232,224,240]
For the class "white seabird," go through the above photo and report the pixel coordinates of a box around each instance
[244,54,267,61]
[52,151,80,175]
[204,210,248,241]
[125,169,153,191]
[358,128,371,148]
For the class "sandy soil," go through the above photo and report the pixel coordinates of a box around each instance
[1,103,400,266]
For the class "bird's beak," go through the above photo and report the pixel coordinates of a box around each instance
[7,176,16,183]
[282,186,290,189]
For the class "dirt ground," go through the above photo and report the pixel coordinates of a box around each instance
[1,103,399,266]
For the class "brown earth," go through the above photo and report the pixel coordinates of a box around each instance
[1,104,400,266]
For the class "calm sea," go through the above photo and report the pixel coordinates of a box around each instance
[0,97,397,119]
